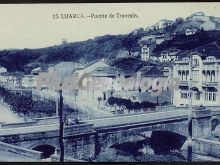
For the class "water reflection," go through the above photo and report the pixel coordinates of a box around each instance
[96,131,187,162]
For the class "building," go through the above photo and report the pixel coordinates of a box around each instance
[86,66,123,100]
[73,59,110,77]
[22,75,38,88]
[139,43,156,61]
[0,73,7,84]
[31,67,44,75]
[153,30,172,45]
[155,19,173,30]
[158,48,180,62]
[0,66,7,73]
[4,72,24,88]
[146,25,156,32]
[211,17,220,23]
[200,21,216,31]
[187,12,210,22]
[137,66,164,78]
[185,28,198,35]
[173,52,220,107]
[48,62,83,77]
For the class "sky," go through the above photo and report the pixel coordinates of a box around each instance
[0,3,219,49]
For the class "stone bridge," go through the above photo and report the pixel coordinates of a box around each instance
[0,107,219,160]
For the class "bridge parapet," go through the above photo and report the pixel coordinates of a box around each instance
[0,116,59,129]
[0,141,43,160]
[64,123,94,137]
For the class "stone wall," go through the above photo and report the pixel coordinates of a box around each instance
[0,116,59,129]
[0,141,42,160]
[50,154,87,162]
[192,138,220,158]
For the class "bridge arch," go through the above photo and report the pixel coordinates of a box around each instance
[32,144,56,159]
[96,127,187,157]
[212,118,220,131]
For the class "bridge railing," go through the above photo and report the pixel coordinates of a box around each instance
[85,110,188,128]
[0,116,59,129]
[64,123,94,136]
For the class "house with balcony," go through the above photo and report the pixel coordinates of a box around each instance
[173,52,220,107]
[187,12,210,22]
[158,48,180,62]
[155,19,173,30]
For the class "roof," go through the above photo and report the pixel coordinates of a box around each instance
[112,57,145,73]
[191,12,205,16]
[49,62,85,69]
[31,67,42,72]
[89,66,122,77]
[82,59,108,69]
[122,90,171,104]
[139,66,164,77]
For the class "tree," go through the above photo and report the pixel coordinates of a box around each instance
[132,102,141,112]
[107,97,116,111]
[123,99,133,114]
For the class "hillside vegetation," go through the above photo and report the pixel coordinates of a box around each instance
[1,15,220,73]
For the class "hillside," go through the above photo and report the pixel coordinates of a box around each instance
[153,30,220,54]
[0,30,147,73]
[1,12,220,73]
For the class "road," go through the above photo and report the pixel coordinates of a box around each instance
[46,90,114,118]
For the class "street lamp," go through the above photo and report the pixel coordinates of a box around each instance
[187,53,196,161]
[57,83,64,162]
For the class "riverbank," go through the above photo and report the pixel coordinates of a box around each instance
[0,101,24,124]
[95,138,220,162]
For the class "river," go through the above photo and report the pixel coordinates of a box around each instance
[95,132,220,162]
[0,101,24,124]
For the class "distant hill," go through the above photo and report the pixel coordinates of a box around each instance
[0,30,147,73]
[1,12,220,73]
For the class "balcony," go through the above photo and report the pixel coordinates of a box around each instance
[179,81,188,85]
[202,81,219,86]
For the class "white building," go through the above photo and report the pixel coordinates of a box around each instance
[22,75,38,88]
[173,52,220,107]
[73,59,109,77]
[48,62,83,77]
[140,43,156,61]
[200,21,216,31]
[0,66,7,73]
[187,12,210,22]
[158,48,180,62]
[185,28,198,36]
[155,19,173,29]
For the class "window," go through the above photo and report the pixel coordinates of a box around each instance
[207,56,216,62]
[181,93,188,99]
[209,93,212,101]
[205,92,216,102]
[195,93,200,100]
[193,58,199,66]
[205,93,208,100]
[213,93,216,101]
